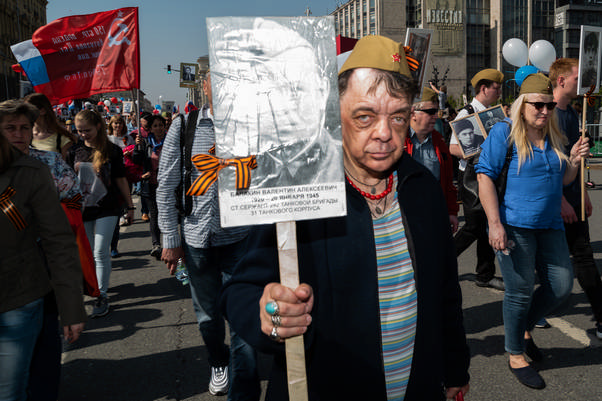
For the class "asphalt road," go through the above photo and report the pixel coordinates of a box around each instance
[59,162,602,401]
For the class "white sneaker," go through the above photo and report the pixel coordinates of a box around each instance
[208,366,229,396]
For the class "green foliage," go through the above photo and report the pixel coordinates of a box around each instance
[447,95,460,110]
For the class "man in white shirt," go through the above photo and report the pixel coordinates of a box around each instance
[449,68,505,290]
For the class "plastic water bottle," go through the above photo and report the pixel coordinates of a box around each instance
[175,258,189,285]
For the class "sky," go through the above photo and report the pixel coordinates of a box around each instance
[46,0,338,109]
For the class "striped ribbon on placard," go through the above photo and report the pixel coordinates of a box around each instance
[187,154,257,196]
[403,46,420,72]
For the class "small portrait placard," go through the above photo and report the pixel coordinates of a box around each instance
[404,28,433,101]
[450,114,484,158]
[180,63,197,88]
[122,101,133,114]
[476,105,507,136]
[578,25,602,95]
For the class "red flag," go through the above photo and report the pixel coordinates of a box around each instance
[11,7,139,105]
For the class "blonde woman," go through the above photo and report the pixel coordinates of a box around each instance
[107,114,135,149]
[476,73,589,389]
[67,110,135,318]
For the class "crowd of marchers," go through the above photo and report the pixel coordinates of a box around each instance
[1,36,602,401]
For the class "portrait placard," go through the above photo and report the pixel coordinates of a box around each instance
[476,105,507,136]
[122,101,133,114]
[180,62,197,88]
[578,25,602,95]
[404,28,433,101]
[207,16,346,228]
[450,114,485,158]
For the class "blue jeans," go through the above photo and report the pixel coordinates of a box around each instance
[497,225,573,354]
[0,298,44,401]
[183,238,260,401]
[85,215,119,296]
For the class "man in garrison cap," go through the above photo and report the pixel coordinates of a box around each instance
[221,35,470,401]
[406,87,459,232]
[450,68,506,291]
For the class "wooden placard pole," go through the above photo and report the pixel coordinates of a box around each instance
[581,96,587,221]
[276,221,308,401]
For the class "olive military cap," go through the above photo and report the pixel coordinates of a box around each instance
[519,73,553,96]
[339,35,412,78]
[470,68,504,88]
[419,87,438,104]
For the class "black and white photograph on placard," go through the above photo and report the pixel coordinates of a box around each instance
[578,26,601,95]
[122,101,133,114]
[450,114,484,158]
[207,16,346,227]
[180,63,197,88]
[477,105,507,136]
[404,28,433,101]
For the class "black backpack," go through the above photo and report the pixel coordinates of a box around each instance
[175,109,200,217]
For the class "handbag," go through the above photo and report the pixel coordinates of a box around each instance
[461,136,513,212]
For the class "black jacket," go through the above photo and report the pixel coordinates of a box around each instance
[221,154,470,401]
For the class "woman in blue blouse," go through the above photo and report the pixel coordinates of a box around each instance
[476,73,589,390]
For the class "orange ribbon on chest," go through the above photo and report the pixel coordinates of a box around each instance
[0,186,27,231]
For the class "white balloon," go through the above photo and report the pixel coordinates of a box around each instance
[529,40,556,73]
[502,38,528,67]
[104,99,111,107]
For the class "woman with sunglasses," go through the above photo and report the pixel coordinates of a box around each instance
[475,73,589,390]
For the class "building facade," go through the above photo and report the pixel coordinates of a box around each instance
[333,0,406,41]
[554,0,602,60]
[0,0,47,101]
[332,0,602,105]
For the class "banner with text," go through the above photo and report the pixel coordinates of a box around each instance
[11,7,140,105]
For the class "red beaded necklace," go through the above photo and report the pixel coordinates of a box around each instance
[346,173,394,200]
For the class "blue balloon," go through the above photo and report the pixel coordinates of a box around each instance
[155,104,162,110]
[515,65,539,87]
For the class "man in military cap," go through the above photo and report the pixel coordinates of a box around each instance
[221,35,470,401]
[406,87,459,232]
[450,68,505,291]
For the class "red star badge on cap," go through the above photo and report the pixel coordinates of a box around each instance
[392,53,401,62]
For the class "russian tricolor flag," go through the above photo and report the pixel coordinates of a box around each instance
[11,40,51,87]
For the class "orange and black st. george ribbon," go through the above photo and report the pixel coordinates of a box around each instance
[0,186,27,231]
[585,84,597,108]
[187,153,257,196]
[403,46,420,72]
[62,193,83,210]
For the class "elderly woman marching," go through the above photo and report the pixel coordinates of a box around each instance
[476,73,590,389]
[221,35,470,401]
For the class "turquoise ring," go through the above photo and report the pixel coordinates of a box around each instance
[265,301,279,316]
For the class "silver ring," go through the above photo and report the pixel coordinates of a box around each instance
[270,326,281,341]
[271,314,281,327]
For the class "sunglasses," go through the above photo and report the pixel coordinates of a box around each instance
[415,108,438,115]
[525,101,557,111]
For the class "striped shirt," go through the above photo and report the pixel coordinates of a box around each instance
[157,105,247,249]
[373,189,417,400]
